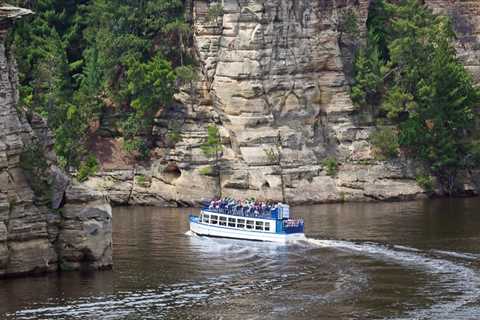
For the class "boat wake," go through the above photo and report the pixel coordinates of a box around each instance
[303,237,480,320]
[8,235,479,320]
[10,269,319,320]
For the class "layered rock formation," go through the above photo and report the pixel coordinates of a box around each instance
[426,0,480,83]
[0,6,112,277]
[88,0,480,206]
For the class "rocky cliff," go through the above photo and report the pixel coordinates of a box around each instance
[87,0,480,206]
[427,0,480,83]
[0,6,112,277]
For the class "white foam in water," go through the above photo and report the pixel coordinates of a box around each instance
[305,237,480,320]
[11,268,303,320]
[9,237,479,320]
[430,249,480,261]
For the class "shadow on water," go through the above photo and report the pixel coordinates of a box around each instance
[1,199,479,319]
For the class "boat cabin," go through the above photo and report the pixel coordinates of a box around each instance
[200,203,304,235]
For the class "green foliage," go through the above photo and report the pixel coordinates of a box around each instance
[166,121,183,145]
[467,139,480,166]
[366,0,391,61]
[77,155,98,182]
[198,165,214,176]
[10,0,189,169]
[122,137,150,160]
[136,175,148,187]
[351,44,385,109]
[206,3,224,23]
[128,55,175,118]
[322,158,338,177]
[352,0,480,192]
[120,114,148,158]
[20,143,51,204]
[264,147,280,164]
[381,86,416,120]
[416,175,434,193]
[10,0,98,168]
[175,65,198,85]
[369,127,399,160]
[201,125,222,159]
[125,54,176,149]
[164,19,191,66]
[201,125,222,180]
[338,8,359,39]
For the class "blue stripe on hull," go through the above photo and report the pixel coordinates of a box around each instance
[189,220,305,242]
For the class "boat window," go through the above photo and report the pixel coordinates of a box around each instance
[237,219,245,228]
[264,222,270,231]
[228,217,236,227]
[255,221,263,230]
[246,220,254,229]
[219,216,227,226]
[202,214,210,223]
[210,215,218,225]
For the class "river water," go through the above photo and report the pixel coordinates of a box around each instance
[1,198,479,319]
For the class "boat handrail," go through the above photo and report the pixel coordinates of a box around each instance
[202,207,275,220]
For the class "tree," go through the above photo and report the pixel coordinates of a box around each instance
[366,0,391,62]
[120,54,176,156]
[10,0,190,169]
[206,3,224,24]
[201,125,222,169]
[164,19,191,66]
[369,126,399,160]
[352,0,480,194]
[201,125,223,195]
[350,42,385,112]
[263,133,286,202]
[336,7,360,44]
[175,65,199,111]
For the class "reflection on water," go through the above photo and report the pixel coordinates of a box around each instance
[0,198,479,319]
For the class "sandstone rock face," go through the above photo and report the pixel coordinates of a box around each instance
[427,0,480,83]
[89,0,479,206]
[58,185,112,270]
[0,6,112,278]
[89,0,419,205]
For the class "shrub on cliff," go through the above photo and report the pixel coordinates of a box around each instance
[322,158,338,177]
[206,3,224,24]
[369,127,399,160]
[201,125,222,164]
[20,144,52,205]
[77,155,98,182]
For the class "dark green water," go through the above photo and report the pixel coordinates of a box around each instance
[0,198,479,319]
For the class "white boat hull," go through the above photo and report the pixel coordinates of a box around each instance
[190,220,305,243]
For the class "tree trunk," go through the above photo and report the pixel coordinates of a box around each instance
[215,148,222,198]
[179,32,184,66]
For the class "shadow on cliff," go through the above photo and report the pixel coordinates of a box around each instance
[88,135,134,170]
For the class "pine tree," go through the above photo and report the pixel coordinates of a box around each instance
[352,0,480,193]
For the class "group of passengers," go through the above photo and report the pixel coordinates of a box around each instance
[207,198,281,217]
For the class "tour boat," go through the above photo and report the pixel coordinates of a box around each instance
[189,202,305,242]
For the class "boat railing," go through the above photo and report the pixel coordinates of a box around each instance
[202,206,275,220]
[283,219,304,234]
